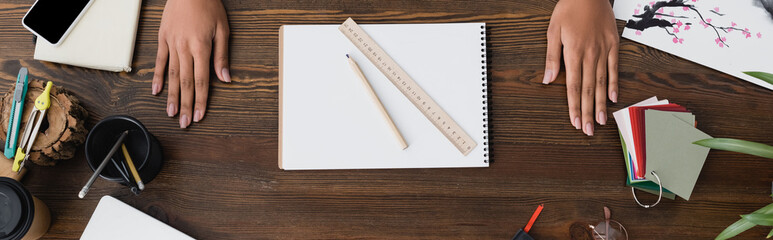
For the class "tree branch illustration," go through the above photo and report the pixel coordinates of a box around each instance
[624,0,754,47]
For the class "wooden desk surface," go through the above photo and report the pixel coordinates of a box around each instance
[1,0,771,239]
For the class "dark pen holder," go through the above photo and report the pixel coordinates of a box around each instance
[85,115,163,186]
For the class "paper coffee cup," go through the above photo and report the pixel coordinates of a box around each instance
[0,177,51,240]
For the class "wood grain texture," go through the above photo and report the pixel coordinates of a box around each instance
[0,0,771,239]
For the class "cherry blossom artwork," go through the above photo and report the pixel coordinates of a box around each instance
[613,0,773,90]
[624,0,761,47]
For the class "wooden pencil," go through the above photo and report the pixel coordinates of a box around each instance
[346,54,408,150]
[121,144,145,190]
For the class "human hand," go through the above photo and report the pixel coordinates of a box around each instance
[152,0,230,128]
[543,0,619,136]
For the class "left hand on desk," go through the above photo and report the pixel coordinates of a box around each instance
[152,0,231,128]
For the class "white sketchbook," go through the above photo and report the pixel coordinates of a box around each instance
[279,23,489,170]
[81,196,194,240]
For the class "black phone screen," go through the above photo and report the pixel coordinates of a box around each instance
[23,0,91,44]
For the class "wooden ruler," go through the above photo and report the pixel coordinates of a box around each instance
[339,18,477,156]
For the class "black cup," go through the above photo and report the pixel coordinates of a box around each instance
[85,115,163,185]
[0,177,51,240]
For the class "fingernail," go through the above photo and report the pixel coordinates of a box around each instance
[542,70,552,84]
[167,103,175,117]
[180,114,189,128]
[585,123,594,136]
[611,91,618,103]
[152,83,160,95]
[193,110,202,122]
[574,117,581,130]
[598,111,607,125]
[222,68,231,82]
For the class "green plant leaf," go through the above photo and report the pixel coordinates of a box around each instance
[742,213,773,226]
[694,138,773,159]
[745,72,773,85]
[717,219,757,240]
[716,203,773,240]
[768,228,773,238]
[759,203,773,214]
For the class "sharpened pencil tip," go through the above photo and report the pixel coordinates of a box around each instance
[346,54,349,58]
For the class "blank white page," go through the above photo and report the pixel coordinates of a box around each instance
[280,23,488,170]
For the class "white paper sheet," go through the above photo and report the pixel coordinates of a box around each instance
[614,0,773,90]
[280,23,488,170]
[81,196,194,240]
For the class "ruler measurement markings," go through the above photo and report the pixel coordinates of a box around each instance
[339,18,476,155]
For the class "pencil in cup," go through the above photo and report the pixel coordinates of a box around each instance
[121,144,145,190]
[346,54,408,150]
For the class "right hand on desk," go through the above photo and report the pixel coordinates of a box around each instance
[542,0,619,136]
[152,0,231,128]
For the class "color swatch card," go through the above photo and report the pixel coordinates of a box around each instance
[619,132,677,200]
[279,23,488,170]
[644,110,711,200]
[614,97,712,200]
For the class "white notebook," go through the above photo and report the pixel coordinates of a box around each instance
[81,196,194,240]
[279,23,489,170]
[34,0,141,72]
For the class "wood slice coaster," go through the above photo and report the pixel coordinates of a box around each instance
[0,79,88,166]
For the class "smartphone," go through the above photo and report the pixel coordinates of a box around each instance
[22,0,94,46]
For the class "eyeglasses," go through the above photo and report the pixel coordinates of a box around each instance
[568,207,629,240]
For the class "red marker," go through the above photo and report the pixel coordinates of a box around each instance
[524,204,544,233]
[512,204,544,240]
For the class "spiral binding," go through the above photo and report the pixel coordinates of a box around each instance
[480,24,489,164]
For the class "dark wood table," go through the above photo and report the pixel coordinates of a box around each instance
[1,0,771,239]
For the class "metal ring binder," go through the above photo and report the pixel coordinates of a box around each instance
[631,171,663,209]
